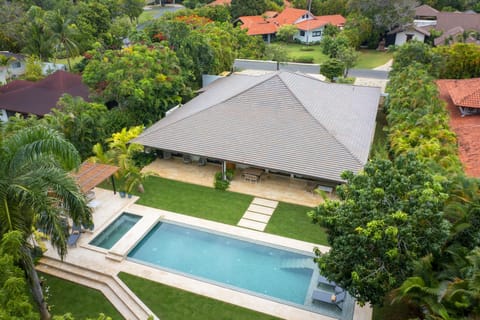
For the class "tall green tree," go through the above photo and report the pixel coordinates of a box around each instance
[230,0,267,19]
[82,43,192,125]
[22,6,54,60]
[46,10,79,70]
[0,126,92,320]
[0,232,38,320]
[347,0,417,31]
[309,154,451,306]
[44,95,110,160]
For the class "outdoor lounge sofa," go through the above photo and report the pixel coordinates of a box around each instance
[312,289,346,310]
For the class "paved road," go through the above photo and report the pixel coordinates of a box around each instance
[347,69,389,80]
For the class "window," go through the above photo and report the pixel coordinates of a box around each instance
[312,31,322,37]
[10,61,21,68]
[300,30,305,36]
[406,34,414,42]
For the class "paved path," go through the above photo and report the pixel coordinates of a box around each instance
[237,197,278,231]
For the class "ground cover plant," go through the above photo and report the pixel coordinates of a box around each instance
[38,273,123,320]
[119,272,280,320]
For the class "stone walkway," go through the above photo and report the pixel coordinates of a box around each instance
[237,197,278,231]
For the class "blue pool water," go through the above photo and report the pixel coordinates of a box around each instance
[90,213,141,249]
[128,222,316,305]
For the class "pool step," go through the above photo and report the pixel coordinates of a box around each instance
[36,257,157,320]
[280,258,315,270]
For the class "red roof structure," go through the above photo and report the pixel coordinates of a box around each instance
[445,78,480,109]
[0,70,90,117]
[296,15,346,31]
[437,79,480,178]
[239,8,345,37]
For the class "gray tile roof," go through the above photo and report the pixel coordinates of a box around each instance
[133,71,380,182]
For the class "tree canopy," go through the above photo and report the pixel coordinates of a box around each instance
[309,155,451,306]
[82,43,192,125]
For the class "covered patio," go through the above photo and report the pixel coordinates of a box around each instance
[144,156,331,207]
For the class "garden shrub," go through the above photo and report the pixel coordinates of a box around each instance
[292,56,314,63]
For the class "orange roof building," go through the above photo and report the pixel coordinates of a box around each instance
[238,8,345,43]
[437,79,480,178]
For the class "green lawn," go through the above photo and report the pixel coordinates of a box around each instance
[134,176,253,225]
[271,42,328,64]
[51,56,84,70]
[271,42,392,69]
[265,202,327,245]
[38,273,123,320]
[130,176,328,245]
[354,49,393,69]
[118,272,280,320]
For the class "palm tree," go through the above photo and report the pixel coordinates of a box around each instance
[48,10,79,71]
[0,125,92,320]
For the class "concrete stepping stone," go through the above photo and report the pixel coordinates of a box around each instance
[243,211,272,223]
[247,204,275,216]
[252,198,278,208]
[238,218,266,231]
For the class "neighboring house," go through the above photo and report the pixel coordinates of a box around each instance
[238,8,345,43]
[389,5,480,46]
[132,71,380,184]
[0,52,26,84]
[437,78,480,178]
[387,25,430,46]
[0,70,90,122]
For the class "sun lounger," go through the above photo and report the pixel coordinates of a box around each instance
[312,289,346,310]
[67,224,82,247]
[318,275,336,287]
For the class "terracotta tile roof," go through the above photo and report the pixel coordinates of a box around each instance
[239,16,278,35]
[207,0,231,6]
[72,161,119,193]
[296,15,346,31]
[0,70,90,116]
[445,78,480,109]
[272,7,308,25]
[263,11,279,19]
[437,79,480,178]
[296,19,328,31]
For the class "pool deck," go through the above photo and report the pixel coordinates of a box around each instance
[39,188,372,320]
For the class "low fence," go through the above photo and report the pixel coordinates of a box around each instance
[233,59,320,74]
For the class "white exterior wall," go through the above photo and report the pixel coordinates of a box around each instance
[0,61,26,84]
[0,109,9,122]
[395,31,426,45]
[293,27,324,44]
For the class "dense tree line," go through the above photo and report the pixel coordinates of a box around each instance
[310,40,480,319]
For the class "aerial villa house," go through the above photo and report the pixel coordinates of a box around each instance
[132,71,381,189]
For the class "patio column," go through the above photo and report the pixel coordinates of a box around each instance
[222,161,227,180]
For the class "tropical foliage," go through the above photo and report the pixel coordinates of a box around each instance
[82,43,191,125]
[0,125,92,319]
[309,154,450,305]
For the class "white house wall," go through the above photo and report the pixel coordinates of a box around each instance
[395,31,426,45]
[0,109,8,122]
[293,27,324,44]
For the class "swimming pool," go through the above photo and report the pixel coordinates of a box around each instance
[128,221,316,305]
[90,213,141,249]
